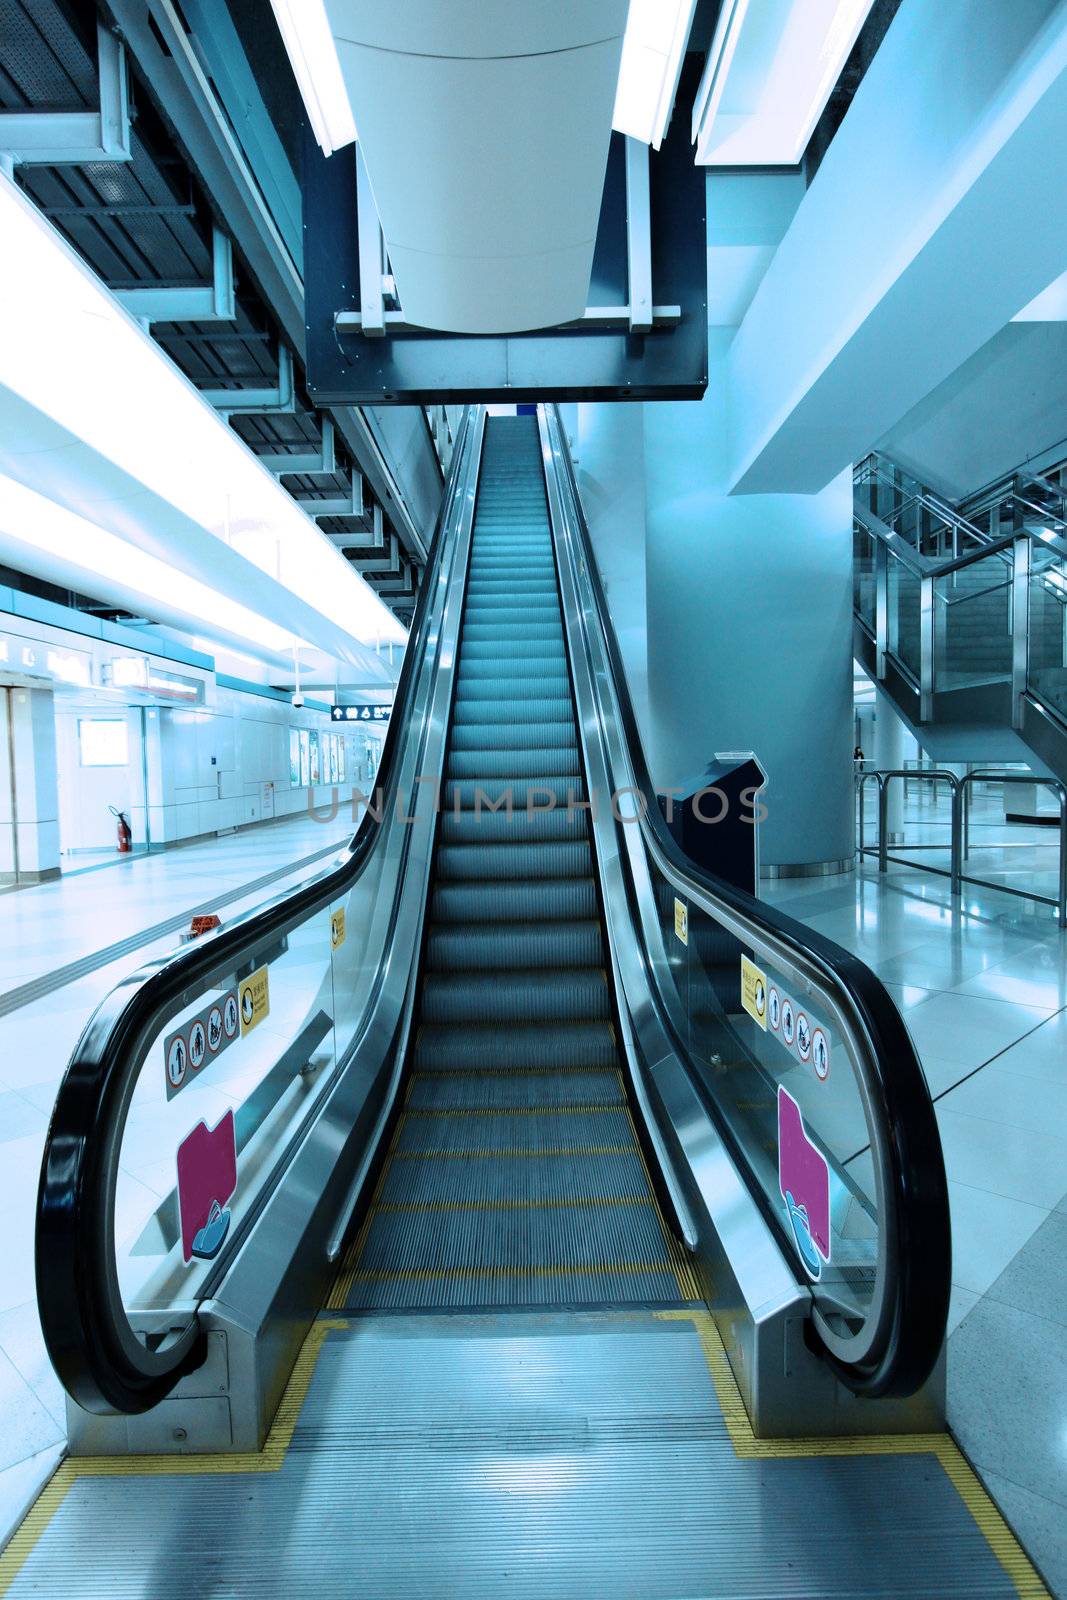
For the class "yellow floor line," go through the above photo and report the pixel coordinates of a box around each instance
[657,1308,1050,1600]
[0,1318,349,1598]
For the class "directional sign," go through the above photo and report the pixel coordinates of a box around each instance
[331,702,391,724]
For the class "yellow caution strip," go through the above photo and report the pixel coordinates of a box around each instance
[0,1317,349,1599]
[657,1309,1050,1600]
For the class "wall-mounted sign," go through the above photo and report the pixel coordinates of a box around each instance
[103,656,204,703]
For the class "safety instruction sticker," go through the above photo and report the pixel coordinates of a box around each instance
[164,986,239,1101]
[177,1110,237,1265]
[740,955,767,1029]
[768,981,831,1081]
[674,897,688,946]
[239,965,270,1036]
[331,908,346,951]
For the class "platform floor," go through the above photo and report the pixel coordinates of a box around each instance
[0,1311,1045,1599]
[0,812,351,1531]
[767,814,1067,1596]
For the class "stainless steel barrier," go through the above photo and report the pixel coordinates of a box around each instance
[856,767,1067,928]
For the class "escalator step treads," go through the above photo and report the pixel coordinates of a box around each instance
[452,697,573,725]
[421,969,610,1024]
[444,776,585,808]
[440,808,588,845]
[377,1147,649,1205]
[430,878,598,925]
[454,676,571,703]
[447,748,581,780]
[395,1104,632,1153]
[405,1068,625,1110]
[462,625,563,645]
[415,1020,616,1073]
[450,722,576,752]
[427,920,603,972]
[464,595,559,612]
[435,840,592,880]
[344,1208,678,1309]
[459,640,567,662]
[465,580,558,596]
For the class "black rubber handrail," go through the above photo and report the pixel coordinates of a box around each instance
[549,406,950,1399]
[35,407,476,1415]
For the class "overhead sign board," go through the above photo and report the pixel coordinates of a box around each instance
[332,702,391,724]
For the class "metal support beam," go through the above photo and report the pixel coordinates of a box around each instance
[202,345,295,414]
[257,418,336,477]
[356,146,386,337]
[1011,526,1031,732]
[334,304,682,335]
[624,138,653,334]
[919,573,935,722]
[293,470,365,520]
[324,502,386,554]
[0,23,131,167]
[114,227,235,324]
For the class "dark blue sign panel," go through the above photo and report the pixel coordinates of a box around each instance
[332,702,391,724]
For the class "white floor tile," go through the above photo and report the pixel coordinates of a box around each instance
[937,1106,1067,1208]
[947,1181,1048,1295]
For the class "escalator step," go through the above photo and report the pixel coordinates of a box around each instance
[459,639,566,662]
[394,1103,635,1155]
[420,969,610,1024]
[405,1069,624,1110]
[454,677,571,703]
[444,777,585,809]
[452,697,573,725]
[440,808,587,845]
[414,1020,616,1073]
[377,1147,650,1206]
[430,877,598,925]
[427,920,603,972]
[446,748,581,779]
[435,840,592,880]
[345,1195,680,1309]
[450,721,576,752]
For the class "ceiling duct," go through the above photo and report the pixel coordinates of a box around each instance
[323,0,629,333]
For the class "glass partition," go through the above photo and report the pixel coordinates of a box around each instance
[934,555,1012,691]
[853,519,875,631]
[1027,558,1067,721]
[886,550,920,678]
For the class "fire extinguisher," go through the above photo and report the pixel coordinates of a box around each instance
[110,805,132,854]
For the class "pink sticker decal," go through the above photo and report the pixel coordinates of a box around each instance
[777,1087,831,1278]
[176,1111,237,1264]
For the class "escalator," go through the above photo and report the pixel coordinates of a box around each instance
[11,408,1036,1596]
[335,416,691,1314]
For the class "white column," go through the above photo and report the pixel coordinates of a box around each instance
[8,686,60,881]
[872,690,907,843]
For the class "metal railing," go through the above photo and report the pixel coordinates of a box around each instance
[856,767,1067,927]
[855,455,1067,731]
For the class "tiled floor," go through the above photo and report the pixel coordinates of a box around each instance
[766,821,1067,1596]
[0,811,351,1540]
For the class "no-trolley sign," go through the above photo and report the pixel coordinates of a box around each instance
[164,985,240,1101]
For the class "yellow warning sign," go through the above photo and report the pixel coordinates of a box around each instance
[238,965,270,1036]
[331,908,346,951]
[674,897,688,946]
[740,955,768,1029]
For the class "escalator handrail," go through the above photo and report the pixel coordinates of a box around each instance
[35,406,480,1415]
[546,405,950,1399]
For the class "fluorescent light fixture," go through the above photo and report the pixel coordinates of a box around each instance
[613,0,698,149]
[0,173,406,654]
[0,473,302,659]
[692,0,876,167]
[270,0,357,156]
